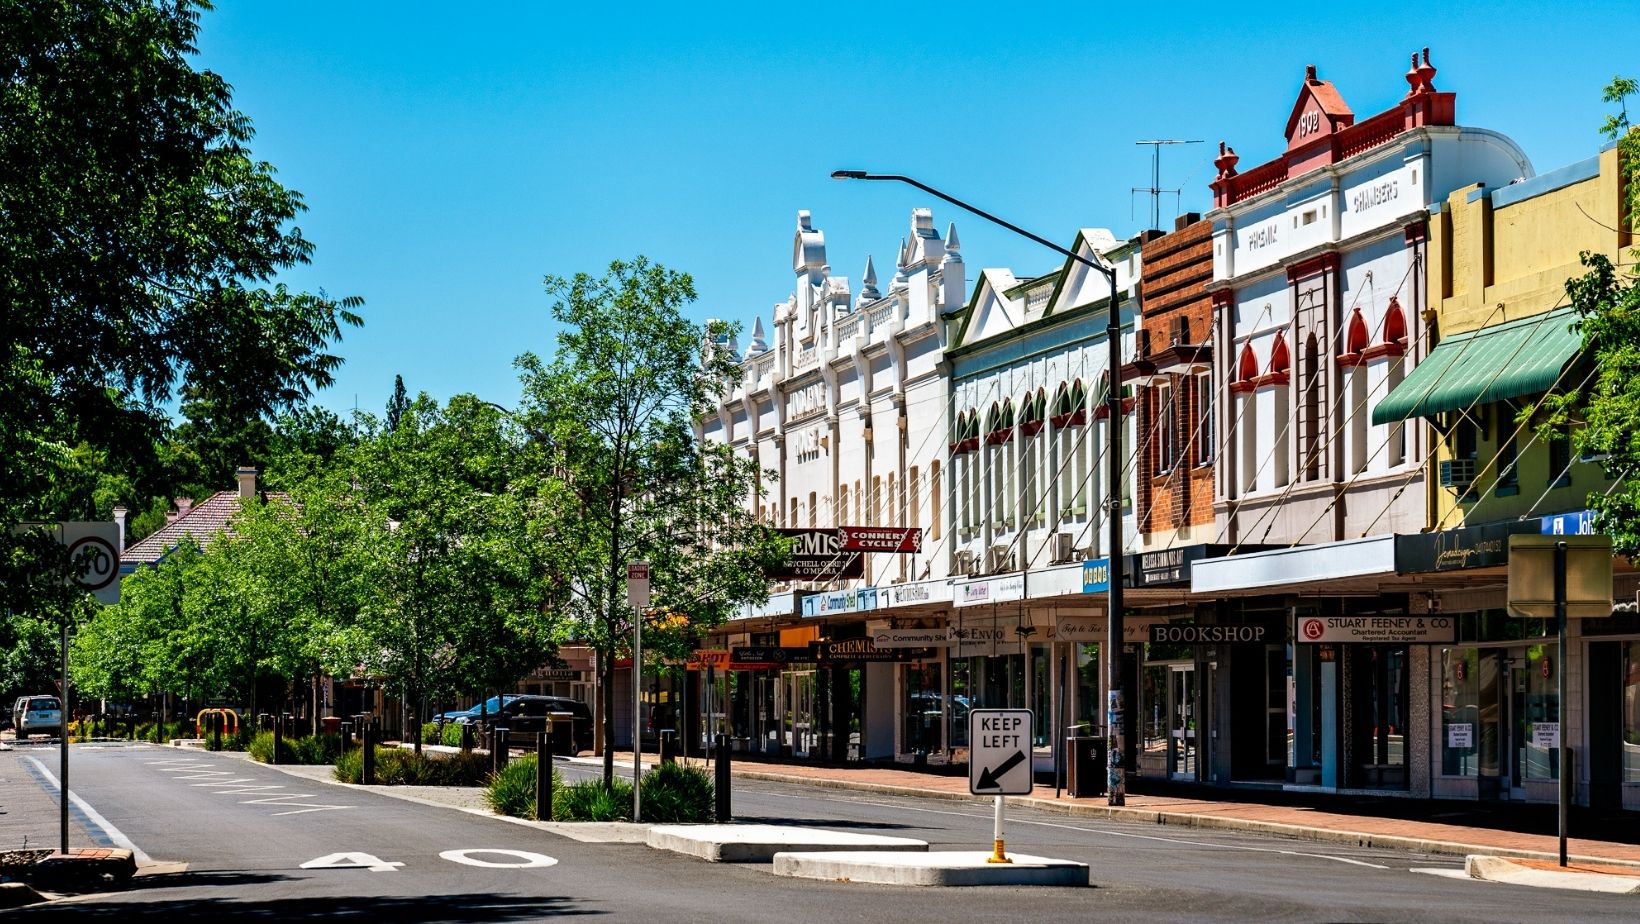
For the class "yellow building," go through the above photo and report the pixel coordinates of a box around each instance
[1375,140,1629,529]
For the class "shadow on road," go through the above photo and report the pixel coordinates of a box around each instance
[10,890,600,920]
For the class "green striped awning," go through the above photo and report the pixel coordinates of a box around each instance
[1371,308,1583,425]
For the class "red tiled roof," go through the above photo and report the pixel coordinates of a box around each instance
[122,490,291,565]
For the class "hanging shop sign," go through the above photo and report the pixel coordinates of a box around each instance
[1295,615,1455,644]
[955,574,1026,607]
[1506,534,1614,619]
[872,627,953,649]
[838,526,923,553]
[685,650,732,671]
[800,586,882,617]
[1148,623,1270,645]
[948,622,1027,658]
[816,637,933,662]
[767,528,863,580]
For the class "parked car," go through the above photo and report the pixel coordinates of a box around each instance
[434,694,516,725]
[11,695,63,740]
[461,695,593,754]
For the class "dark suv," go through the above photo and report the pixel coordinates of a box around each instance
[462,695,592,754]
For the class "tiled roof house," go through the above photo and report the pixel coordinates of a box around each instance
[121,467,284,569]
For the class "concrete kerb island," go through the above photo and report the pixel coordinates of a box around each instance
[647,824,928,863]
[773,850,1090,887]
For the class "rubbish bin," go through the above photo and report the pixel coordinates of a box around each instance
[321,716,341,735]
[1066,736,1107,798]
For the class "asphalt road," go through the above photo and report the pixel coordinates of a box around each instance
[5,743,1638,922]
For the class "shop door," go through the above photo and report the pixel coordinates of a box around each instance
[784,670,816,758]
[1170,665,1196,779]
[753,673,778,755]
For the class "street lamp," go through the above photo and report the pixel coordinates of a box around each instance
[831,170,1131,805]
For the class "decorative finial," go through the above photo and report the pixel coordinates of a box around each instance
[1417,47,1436,92]
[1406,52,1421,96]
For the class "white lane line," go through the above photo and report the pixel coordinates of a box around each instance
[834,795,1392,869]
[24,756,153,865]
[1412,868,1475,880]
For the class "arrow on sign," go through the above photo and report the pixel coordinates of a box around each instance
[975,750,1027,791]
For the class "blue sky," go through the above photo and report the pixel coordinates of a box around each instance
[193,1,1638,418]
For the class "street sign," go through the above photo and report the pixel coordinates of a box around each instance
[61,522,121,604]
[968,709,1033,796]
[766,528,863,580]
[1507,534,1612,618]
[626,561,651,608]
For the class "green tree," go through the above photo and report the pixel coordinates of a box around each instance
[2,0,362,671]
[1531,76,1640,554]
[516,257,786,788]
[385,375,410,432]
[346,395,560,754]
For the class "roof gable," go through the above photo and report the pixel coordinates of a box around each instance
[1283,65,1354,152]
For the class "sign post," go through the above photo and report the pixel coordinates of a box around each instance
[626,561,651,822]
[1507,534,1612,869]
[969,708,1032,863]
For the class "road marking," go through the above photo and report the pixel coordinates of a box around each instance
[141,755,352,814]
[440,849,558,869]
[838,795,1392,869]
[301,852,403,872]
[238,794,352,816]
[23,756,152,865]
[1411,867,1474,880]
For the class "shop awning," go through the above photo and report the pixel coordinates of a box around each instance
[1371,308,1583,425]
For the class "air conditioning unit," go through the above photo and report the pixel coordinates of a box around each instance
[955,550,977,576]
[986,545,1013,574]
[1438,458,1475,489]
[1050,532,1075,564]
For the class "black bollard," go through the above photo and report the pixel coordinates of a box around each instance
[536,733,551,821]
[714,734,730,822]
[361,725,376,785]
[494,726,510,770]
[211,713,222,752]
[340,721,353,751]
[271,715,282,765]
[660,729,676,765]
[460,722,473,753]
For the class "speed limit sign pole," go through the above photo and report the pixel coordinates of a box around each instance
[52,521,123,853]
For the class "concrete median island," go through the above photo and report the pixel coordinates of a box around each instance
[646,824,928,862]
[772,850,1090,887]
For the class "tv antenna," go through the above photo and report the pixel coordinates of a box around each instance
[1133,139,1203,232]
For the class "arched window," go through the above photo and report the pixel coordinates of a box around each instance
[1345,307,1370,357]
[1269,331,1291,377]
[1383,296,1408,346]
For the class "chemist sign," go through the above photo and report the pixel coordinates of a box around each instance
[968,709,1033,796]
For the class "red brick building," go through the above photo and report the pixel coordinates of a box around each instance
[1128,214,1215,546]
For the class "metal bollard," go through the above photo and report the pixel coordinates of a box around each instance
[493,726,510,770]
[535,733,551,821]
[660,729,676,765]
[271,715,282,765]
[460,723,473,753]
[211,713,222,752]
[340,721,353,751]
[361,725,376,785]
[714,734,731,822]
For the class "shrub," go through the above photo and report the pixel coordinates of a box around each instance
[205,728,254,752]
[248,731,295,763]
[553,777,634,822]
[485,755,563,819]
[641,762,715,823]
[333,746,492,786]
[292,733,341,765]
[442,723,465,748]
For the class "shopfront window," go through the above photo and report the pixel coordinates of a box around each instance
[1518,644,1560,781]
[1075,644,1099,733]
[950,653,1024,747]
[903,663,943,755]
[1440,648,1480,777]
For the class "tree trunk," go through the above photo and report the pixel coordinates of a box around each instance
[601,645,616,788]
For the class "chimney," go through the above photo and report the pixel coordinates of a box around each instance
[175,498,194,516]
[1175,212,1201,232]
[236,467,258,499]
[112,506,128,554]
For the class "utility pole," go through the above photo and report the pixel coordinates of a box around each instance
[1132,140,1203,232]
